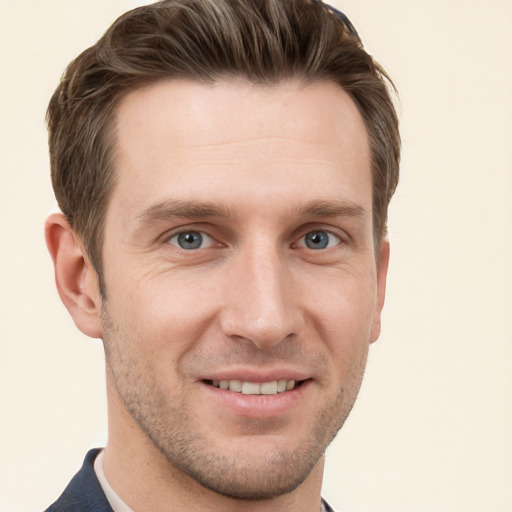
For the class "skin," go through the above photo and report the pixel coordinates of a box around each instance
[46,79,389,512]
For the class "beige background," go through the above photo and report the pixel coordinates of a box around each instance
[1,1,511,511]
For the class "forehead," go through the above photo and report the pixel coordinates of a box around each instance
[110,79,371,221]
[115,78,368,160]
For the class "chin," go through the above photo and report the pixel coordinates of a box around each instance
[141,394,348,501]
[165,443,323,500]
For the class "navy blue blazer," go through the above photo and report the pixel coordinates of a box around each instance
[45,449,113,512]
[45,448,337,512]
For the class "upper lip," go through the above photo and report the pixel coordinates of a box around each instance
[199,367,311,383]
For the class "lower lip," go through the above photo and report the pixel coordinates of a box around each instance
[200,380,311,419]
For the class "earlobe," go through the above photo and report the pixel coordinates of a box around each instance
[45,213,103,339]
[370,238,390,343]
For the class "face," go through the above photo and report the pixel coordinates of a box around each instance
[99,79,387,499]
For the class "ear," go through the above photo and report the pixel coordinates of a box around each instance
[369,238,390,343]
[45,213,103,338]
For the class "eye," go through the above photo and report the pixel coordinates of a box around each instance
[168,231,214,250]
[297,230,341,250]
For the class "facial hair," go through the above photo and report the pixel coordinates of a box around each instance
[101,301,368,500]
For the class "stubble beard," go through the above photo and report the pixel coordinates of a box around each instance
[101,304,367,500]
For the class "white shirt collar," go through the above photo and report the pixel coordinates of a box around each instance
[94,449,135,512]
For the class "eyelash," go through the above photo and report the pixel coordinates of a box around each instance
[294,230,342,250]
[166,227,344,251]
[167,231,216,250]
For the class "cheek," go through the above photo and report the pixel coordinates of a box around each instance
[306,269,377,333]
[106,269,221,356]
[304,271,376,374]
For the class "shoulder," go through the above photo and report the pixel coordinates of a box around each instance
[322,497,339,512]
[44,449,113,512]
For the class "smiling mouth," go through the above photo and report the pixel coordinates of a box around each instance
[204,379,305,395]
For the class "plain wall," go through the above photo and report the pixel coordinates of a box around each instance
[1,1,511,510]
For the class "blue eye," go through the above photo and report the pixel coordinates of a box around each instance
[301,230,340,250]
[168,231,213,250]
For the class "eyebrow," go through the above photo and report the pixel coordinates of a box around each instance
[135,197,367,228]
[136,199,238,227]
[297,199,366,219]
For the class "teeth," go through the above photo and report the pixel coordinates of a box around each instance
[228,379,242,392]
[260,381,278,395]
[211,379,297,395]
[242,382,260,394]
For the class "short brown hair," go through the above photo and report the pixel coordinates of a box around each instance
[47,0,400,287]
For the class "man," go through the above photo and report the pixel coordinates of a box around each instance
[44,0,400,510]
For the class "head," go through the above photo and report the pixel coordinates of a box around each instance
[46,0,400,505]
[47,0,399,294]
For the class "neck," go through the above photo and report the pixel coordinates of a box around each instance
[103,375,325,512]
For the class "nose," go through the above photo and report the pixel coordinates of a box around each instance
[219,245,304,349]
